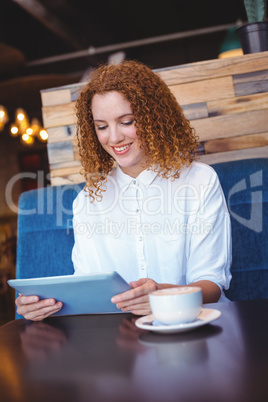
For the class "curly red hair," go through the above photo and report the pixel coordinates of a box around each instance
[76,60,198,201]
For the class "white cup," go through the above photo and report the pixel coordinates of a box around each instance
[149,287,202,325]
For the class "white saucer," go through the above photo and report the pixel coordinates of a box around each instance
[135,308,221,334]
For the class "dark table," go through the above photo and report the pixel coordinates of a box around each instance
[0,299,268,402]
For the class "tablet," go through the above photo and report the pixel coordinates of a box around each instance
[8,272,131,316]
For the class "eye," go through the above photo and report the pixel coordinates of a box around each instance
[121,120,134,126]
[95,124,107,131]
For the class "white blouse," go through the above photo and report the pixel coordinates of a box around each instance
[72,162,232,301]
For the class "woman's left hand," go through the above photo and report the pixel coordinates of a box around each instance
[111,278,162,316]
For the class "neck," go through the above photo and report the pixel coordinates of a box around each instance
[119,163,150,178]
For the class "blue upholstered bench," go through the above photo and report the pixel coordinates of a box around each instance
[15,158,268,316]
[212,158,268,301]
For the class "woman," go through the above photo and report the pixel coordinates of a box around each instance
[16,60,231,321]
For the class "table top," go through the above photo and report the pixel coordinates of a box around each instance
[1,299,268,402]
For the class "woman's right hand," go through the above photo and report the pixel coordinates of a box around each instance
[15,294,63,321]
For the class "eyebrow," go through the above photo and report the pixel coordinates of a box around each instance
[93,113,134,122]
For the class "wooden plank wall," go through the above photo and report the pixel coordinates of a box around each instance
[41,52,268,185]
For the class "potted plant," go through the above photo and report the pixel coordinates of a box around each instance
[237,0,268,53]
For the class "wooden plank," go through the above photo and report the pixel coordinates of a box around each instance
[40,82,84,105]
[47,125,76,143]
[72,139,80,160]
[50,164,82,178]
[50,160,81,170]
[47,141,75,164]
[198,146,268,165]
[50,174,84,186]
[233,69,268,84]
[207,92,268,117]
[233,67,268,97]
[41,89,72,107]
[196,142,205,154]
[181,102,208,120]
[71,86,84,102]
[157,51,268,85]
[170,76,234,104]
[234,80,268,97]
[42,102,76,128]
[204,132,268,154]
[191,109,268,142]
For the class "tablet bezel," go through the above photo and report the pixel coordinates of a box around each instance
[8,271,131,316]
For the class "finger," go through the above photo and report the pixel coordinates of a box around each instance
[23,303,63,321]
[18,299,61,318]
[131,302,151,313]
[111,289,136,303]
[111,279,151,303]
[116,294,148,309]
[112,281,158,304]
[129,278,149,288]
[17,298,58,315]
[127,303,152,315]
[16,295,39,306]
[119,300,152,315]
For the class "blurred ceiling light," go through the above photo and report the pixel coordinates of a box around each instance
[39,129,49,141]
[10,109,48,145]
[17,112,25,121]
[10,125,19,136]
[0,105,48,145]
[26,128,33,135]
[0,105,9,131]
[21,133,34,145]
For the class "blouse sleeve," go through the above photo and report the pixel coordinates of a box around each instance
[71,192,88,276]
[186,167,232,292]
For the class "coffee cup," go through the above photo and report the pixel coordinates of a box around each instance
[149,287,202,325]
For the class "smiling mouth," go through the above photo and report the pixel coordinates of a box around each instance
[112,143,132,154]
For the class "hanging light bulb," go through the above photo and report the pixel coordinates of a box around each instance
[15,108,29,132]
[17,112,24,121]
[21,133,34,145]
[16,108,27,119]
[38,129,48,141]
[26,127,34,135]
[10,124,19,136]
[0,105,9,131]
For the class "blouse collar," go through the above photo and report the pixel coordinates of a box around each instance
[112,164,159,190]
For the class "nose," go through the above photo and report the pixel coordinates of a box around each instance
[109,124,124,144]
